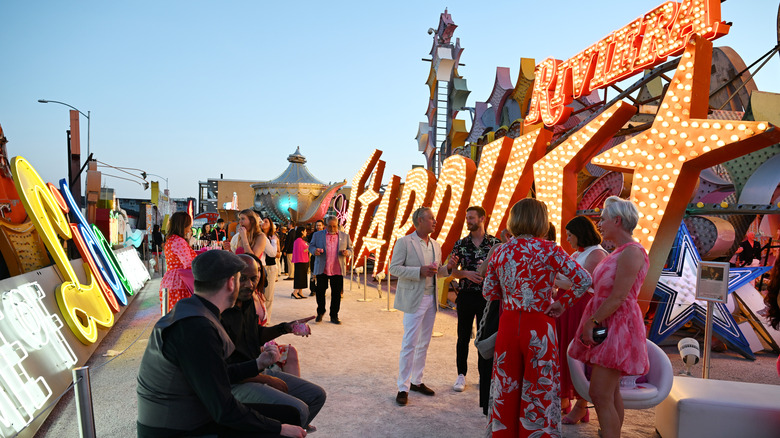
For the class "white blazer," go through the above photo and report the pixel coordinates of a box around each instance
[389,233,450,313]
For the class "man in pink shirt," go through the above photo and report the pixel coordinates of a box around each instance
[308,216,353,324]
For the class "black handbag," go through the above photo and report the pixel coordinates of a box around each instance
[593,326,608,344]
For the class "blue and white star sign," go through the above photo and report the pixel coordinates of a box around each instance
[648,224,771,360]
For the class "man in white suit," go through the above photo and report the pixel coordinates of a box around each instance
[389,207,455,406]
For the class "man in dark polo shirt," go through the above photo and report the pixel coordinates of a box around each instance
[222,254,326,432]
[449,206,500,409]
[136,250,306,438]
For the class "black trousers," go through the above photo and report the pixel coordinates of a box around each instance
[456,290,489,376]
[137,403,300,437]
[480,358,493,415]
[315,274,343,318]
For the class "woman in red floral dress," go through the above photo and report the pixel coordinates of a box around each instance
[483,198,592,437]
[159,211,196,313]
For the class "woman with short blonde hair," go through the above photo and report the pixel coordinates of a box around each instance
[507,198,549,238]
[569,196,649,438]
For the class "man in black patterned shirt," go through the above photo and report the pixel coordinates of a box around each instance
[449,206,500,400]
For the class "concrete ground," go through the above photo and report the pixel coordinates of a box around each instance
[34,272,780,437]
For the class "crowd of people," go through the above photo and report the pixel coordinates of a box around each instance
[142,194,774,437]
[141,209,355,437]
[388,198,650,438]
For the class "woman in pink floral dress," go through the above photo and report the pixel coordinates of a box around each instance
[483,198,592,437]
[569,196,649,438]
[159,211,196,313]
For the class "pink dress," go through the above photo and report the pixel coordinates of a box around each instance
[160,235,197,313]
[569,242,649,376]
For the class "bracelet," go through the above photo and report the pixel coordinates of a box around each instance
[591,317,600,325]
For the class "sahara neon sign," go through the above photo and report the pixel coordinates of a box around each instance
[526,0,730,126]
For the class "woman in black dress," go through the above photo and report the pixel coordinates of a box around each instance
[291,226,309,299]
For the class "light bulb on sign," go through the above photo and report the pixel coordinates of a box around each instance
[462,136,512,238]
[532,100,636,245]
[384,168,436,270]
[354,175,400,273]
[344,150,382,238]
[487,127,552,236]
[430,155,476,256]
[352,161,386,257]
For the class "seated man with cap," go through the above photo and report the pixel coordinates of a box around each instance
[223,254,326,433]
[137,250,307,438]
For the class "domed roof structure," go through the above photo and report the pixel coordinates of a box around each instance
[253,147,345,224]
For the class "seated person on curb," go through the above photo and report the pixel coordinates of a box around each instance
[137,250,306,438]
[221,254,326,433]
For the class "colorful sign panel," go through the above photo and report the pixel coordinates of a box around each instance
[10,157,138,344]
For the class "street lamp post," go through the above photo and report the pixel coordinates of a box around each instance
[38,99,90,160]
[144,173,169,191]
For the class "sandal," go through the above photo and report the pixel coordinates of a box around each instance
[562,406,590,424]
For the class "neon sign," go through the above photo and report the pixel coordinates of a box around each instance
[346,40,779,311]
[354,175,399,274]
[592,34,780,308]
[526,0,731,127]
[1,283,77,369]
[11,157,120,344]
[0,330,53,435]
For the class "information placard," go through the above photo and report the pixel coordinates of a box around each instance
[696,261,730,303]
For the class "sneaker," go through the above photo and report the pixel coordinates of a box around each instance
[453,374,466,392]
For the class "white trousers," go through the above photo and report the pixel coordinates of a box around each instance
[264,264,279,322]
[397,294,437,392]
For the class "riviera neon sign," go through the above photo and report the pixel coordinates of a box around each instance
[526,0,730,126]
[346,37,780,314]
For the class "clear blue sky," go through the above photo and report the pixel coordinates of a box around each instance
[2,1,778,202]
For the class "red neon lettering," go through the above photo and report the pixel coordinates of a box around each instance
[351,160,385,259]
[570,45,599,98]
[604,18,643,84]
[344,150,382,241]
[383,168,436,271]
[663,0,730,58]
[588,34,615,91]
[633,2,679,69]
[526,0,729,127]
[526,58,557,126]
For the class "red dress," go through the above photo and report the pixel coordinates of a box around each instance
[483,237,591,437]
[569,242,649,376]
[160,235,197,313]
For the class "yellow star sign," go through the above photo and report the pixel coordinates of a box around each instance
[592,34,780,310]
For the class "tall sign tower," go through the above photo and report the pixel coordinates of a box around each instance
[417,9,470,177]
